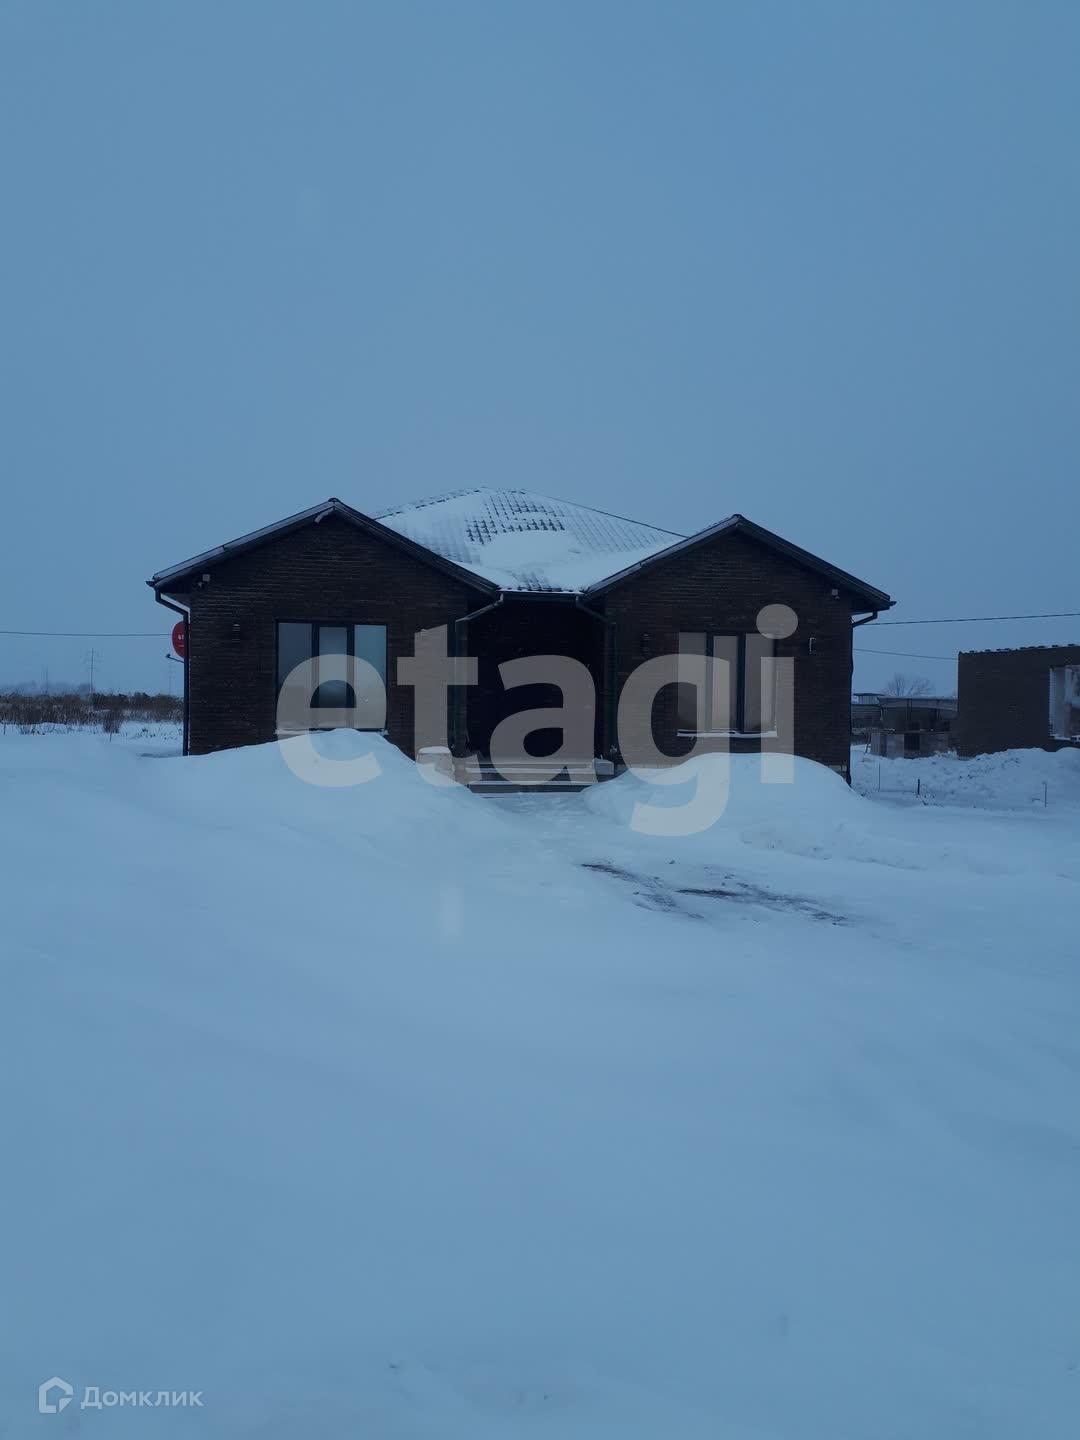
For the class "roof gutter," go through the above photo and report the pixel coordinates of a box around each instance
[149,497,499,598]
[584,515,894,613]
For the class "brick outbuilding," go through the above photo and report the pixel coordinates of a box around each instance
[957,645,1080,756]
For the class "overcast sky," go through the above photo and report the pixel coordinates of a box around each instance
[2,0,1077,697]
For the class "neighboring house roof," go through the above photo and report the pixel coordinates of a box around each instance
[376,487,682,593]
[853,694,958,709]
[149,488,893,611]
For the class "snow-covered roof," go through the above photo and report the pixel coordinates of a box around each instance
[376,488,682,593]
[150,489,893,611]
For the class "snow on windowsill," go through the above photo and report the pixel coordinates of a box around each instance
[677,730,779,741]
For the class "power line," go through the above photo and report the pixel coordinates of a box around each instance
[0,624,168,636]
[871,611,1080,627]
[4,612,1076,642]
[855,646,955,661]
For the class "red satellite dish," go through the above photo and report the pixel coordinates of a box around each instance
[171,621,186,658]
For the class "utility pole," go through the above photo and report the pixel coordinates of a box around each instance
[85,648,99,706]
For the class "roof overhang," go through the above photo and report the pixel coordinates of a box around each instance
[148,499,893,615]
[147,498,500,599]
[583,513,894,612]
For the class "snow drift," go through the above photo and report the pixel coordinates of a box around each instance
[2,732,1079,1437]
[583,751,1080,877]
[583,753,862,829]
[853,743,1080,811]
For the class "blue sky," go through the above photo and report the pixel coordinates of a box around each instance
[1,0,1077,695]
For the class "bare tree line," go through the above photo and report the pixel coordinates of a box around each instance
[0,689,182,734]
[881,672,936,698]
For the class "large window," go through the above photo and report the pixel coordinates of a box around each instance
[677,632,777,737]
[276,622,388,731]
[1049,664,1080,741]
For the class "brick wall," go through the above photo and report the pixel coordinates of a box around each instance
[956,645,1080,756]
[180,516,863,771]
[601,529,859,772]
[185,514,483,755]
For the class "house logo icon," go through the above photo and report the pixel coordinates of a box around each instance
[38,1377,73,1414]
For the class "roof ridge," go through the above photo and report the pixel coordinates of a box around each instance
[376,486,483,518]
[502,486,685,539]
[376,484,683,538]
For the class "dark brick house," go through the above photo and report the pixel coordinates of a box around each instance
[957,645,1080,757]
[149,489,892,781]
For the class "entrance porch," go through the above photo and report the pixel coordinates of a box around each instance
[452,594,614,790]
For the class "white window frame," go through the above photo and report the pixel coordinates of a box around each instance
[1049,664,1080,741]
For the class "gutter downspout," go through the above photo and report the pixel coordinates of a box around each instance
[850,610,879,677]
[575,595,618,763]
[153,590,189,756]
[846,610,879,784]
[452,594,504,756]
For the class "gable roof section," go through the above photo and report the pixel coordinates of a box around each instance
[376,487,682,593]
[149,490,892,612]
[584,513,893,611]
[148,498,499,596]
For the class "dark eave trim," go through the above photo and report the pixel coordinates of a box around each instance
[583,512,894,612]
[146,497,499,599]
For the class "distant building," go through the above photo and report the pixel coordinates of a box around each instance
[957,645,1080,757]
[852,692,957,758]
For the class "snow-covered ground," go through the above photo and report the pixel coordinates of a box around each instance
[0,718,182,749]
[852,742,1080,811]
[2,734,1079,1437]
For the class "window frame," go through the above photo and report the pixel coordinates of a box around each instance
[1049,663,1080,741]
[676,630,778,739]
[275,619,389,731]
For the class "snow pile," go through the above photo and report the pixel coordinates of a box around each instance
[3,732,1080,1437]
[583,753,1075,876]
[584,753,861,831]
[151,728,506,844]
[853,744,1080,810]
